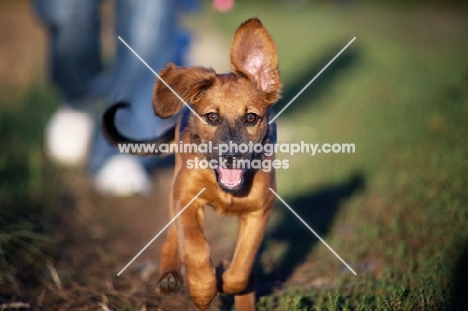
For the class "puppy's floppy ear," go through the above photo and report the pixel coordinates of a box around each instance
[153,63,217,118]
[230,18,282,103]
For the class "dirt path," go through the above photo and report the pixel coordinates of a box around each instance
[51,167,239,310]
[0,2,241,310]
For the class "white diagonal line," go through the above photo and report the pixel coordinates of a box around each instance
[117,36,207,124]
[269,37,356,124]
[268,188,357,275]
[117,188,206,276]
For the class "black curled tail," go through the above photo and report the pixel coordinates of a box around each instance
[102,102,175,156]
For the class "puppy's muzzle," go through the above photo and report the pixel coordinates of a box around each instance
[215,152,247,192]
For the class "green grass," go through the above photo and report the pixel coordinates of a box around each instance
[0,86,61,296]
[1,2,468,310]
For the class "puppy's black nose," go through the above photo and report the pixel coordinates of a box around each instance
[223,153,242,167]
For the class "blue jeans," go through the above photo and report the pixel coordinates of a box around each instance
[33,0,197,172]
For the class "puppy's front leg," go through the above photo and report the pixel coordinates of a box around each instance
[176,199,217,310]
[158,190,183,293]
[222,200,273,295]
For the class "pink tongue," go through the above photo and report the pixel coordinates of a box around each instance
[218,168,243,184]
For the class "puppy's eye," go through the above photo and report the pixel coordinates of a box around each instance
[244,113,258,125]
[205,112,220,125]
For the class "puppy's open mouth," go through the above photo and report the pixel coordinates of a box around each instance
[216,167,246,191]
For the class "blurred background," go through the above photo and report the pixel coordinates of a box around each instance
[1,0,467,310]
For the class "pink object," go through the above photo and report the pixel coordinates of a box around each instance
[212,0,234,12]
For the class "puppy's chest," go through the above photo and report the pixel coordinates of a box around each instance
[207,194,257,215]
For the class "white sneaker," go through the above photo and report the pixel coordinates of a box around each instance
[94,154,151,197]
[44,105,94,167]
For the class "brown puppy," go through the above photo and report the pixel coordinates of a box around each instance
[102,18,282,310]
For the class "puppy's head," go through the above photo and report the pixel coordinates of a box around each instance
[153,18,282,193]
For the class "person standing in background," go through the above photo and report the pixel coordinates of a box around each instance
[33,0,202,196]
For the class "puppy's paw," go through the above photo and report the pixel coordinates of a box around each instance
[191,295,217,311]
[221,268,251,294]
[157,270,183,293]
[187,270,217,310]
